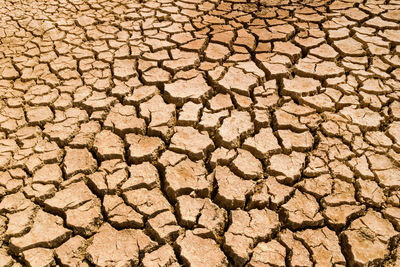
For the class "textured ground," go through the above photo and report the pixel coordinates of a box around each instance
[1,0,400,266]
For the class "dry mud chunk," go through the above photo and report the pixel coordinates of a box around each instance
[35,139,64,165]
[249,176,294,210]
[0,170,23,195]
[5,204,36,237]
[164,158,211,202]
[256,53,291,78]
[32,164,62,185]
[0,106,27,133]
[273,109,308,132]
[103,194,143,228]
[235,28,256,50]
[69,121,101,148]
[277,129,314,152]
[157,150,187,171]
[125,86,158,105]
[282,76,321,97]
[388,121,400,145]
[322,137,355,161]
[205,42,230,62]
[209,147,237,169]
[388,189,400,207]
[93,130,125,160]
[340,106,383,130]
[103,104,146,136]
[281,190,324,230]
[9,209,71,253]
[309,43,338,60]
[142,244,178,267]
[113,59,136,80]
[182,38,207,52]
[142,67,171,85]
[224,208,280,265]
[243,127,281,159]
[22,247,55,267]
[217,110,254,148]
[170,127,214,160]
[163,49,199,71]
[295,55,345,78]
[365,131,392,148]
[300,92,336,112]
[0,138,20,157]
[175,231,228,267]
[214,166,255,210]
[341,210,399,266]
[230,148,263,179]
[382,9,400,22]
[273,41,301,60]
[23,183,56,202]
[63,148,97,178]
[295,227,345,266]
[379,30,400,45]
[164,75,212,107]
[297,174,332,199]
[323,204,365,231]
[0,139,19,168]
[26,106,54,126]
[328,160,354,182]
[81,92,116,111]
[0,192,32,213]
[123,188,171,217]
[356,179,385,207]
[333,38,365,56]
[178,101,202,126]
[44,181,95,212]
[86,223,156,267]
[218,67,258,97]
[146,210,180,243]
[251,24,295,42]
[233,93,253,110]
[342,7,368,21]
[278,229,312,267]
[208,94,233,112]
[360,78,392,95]
[126,134,165,163]
[268,152,306,184]
[322,179,356,207]
[176,195,227,238]
[122,162,159,191]
[24,85,59,106]
[365,16,399,29]
[199,109,229,132]
[254,91,279,112]
[54,235,87,267]
[44,181,102,236]
[43,119,80,146]
[139,95,176,140]
[248,240,286,267]
[87,159,128,195]
[0,59,19,79]
[367,153,393,172]
[383,207,400,231]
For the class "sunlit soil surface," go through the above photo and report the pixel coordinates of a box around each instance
[1,0,400,265]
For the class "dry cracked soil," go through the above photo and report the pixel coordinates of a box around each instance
[1,0,400,266]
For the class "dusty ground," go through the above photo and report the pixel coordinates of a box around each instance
[1,0,400,266]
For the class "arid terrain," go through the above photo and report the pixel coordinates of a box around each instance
[1,0,400,266]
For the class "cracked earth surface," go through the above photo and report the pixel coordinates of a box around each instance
[1,0,400,266]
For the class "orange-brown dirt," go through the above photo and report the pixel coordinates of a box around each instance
[1,0,400,266]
